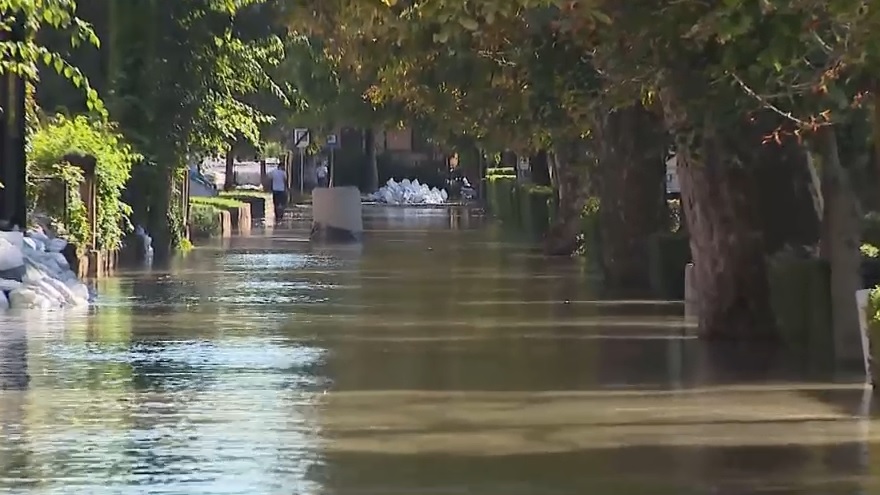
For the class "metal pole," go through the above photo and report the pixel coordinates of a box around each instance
[285,151,293,205]
[330,149,335,188]
[299,149,304,194]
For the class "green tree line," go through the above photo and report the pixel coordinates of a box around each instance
[6,0,880,354]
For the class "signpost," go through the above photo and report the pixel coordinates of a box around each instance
[293,128,310,194]
[293,128,310,149]
[326,134,339,187]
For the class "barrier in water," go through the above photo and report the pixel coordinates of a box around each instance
[310,186,363,243]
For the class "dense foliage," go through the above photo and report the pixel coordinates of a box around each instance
[0,0,105,114]
[28,114,139,250]
[7,0,880,342]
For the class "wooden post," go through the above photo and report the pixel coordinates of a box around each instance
[65,153,98,250]
[63,153,98,276]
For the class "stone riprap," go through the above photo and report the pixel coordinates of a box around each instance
[0,229,91,310]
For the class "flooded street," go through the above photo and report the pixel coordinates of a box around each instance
[0,206,876,494]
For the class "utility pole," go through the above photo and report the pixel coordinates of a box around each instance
[0,14,28,230]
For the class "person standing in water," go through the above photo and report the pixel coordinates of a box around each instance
[316,160,329,188]
[268,163,288,221]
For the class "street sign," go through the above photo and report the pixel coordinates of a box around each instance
[293,128,310,149]
[517,156,529,171]
[326,134,340,149]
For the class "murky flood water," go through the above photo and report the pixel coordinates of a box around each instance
[0,206,876,494]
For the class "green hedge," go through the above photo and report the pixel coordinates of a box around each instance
[219,190,271,219]
[486,174,518,223]
[867,287,880,385]
[28,114,140,251]
[189,203,222,238]
[767,257,833,370]
[190,195,245,211]
[519,185,555,239]
[486,167,516,177]
[219,190,270,201]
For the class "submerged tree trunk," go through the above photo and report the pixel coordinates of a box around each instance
[543,143,590,256]
[677,129,773,339]
[594,104,667,294]
[662,90,775,339]
[813,127,864,367]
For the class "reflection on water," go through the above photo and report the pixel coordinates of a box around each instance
[0,206,875,494]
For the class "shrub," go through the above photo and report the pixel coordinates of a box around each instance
[519,184,555,238]
[28,114,140,251]
[486,167,516,177]
[868,287,880,334]
[190,196,245,210]
[219,190,270,201]
[189,204,222,238]
[486,174,517,222]
[767,256,832,367]
[219,190,273,219]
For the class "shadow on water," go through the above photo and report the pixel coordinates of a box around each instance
[0,205,876,494]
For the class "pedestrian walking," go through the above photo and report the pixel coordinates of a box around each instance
[316,162,329,188]
[268,163,287,222]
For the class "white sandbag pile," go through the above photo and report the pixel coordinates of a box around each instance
[0,229,91,310]
[370,178,448,205]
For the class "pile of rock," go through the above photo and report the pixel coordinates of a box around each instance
[0,229,91,310]
[370,178,448,205]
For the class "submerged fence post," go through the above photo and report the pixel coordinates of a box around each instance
[64,153,98,276]
[67,154,97,250]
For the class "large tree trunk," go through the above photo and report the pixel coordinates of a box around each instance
[661,92,775,339]
[594,104,667,294]
[543,143,590,256]
[813,127,864,367]
[678,129,773,339]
